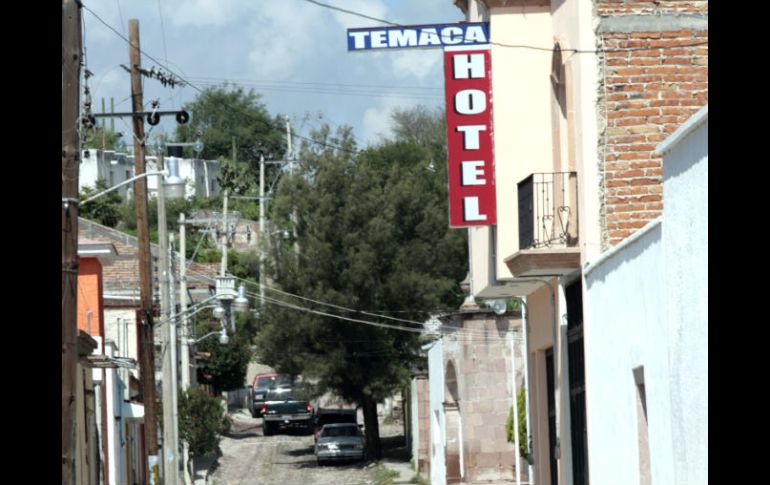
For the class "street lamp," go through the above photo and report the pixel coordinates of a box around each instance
[234,284,250,313]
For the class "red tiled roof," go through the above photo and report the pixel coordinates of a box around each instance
[79,218,220,305]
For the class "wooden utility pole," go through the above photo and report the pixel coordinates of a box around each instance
[62,1,82,484]
[129,19,160,483]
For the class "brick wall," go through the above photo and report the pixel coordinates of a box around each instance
[595,1,708,247]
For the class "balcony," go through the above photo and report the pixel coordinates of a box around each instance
[505,172,581,278]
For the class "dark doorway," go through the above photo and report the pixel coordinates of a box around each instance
[566,280,589,485]
[546,348,558,485]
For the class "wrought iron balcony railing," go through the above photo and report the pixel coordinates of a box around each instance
[518,172,579,250]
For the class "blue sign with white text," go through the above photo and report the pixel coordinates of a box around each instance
[347,22,490,51]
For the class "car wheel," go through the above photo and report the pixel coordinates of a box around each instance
[316,458,323,466]
[263,422,272,436]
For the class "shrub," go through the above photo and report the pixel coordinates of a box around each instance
[505,389,529,459]
[178,389,231,456]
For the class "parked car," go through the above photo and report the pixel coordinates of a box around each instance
[313,408,357,442]
[248,373,292,418]
[315,423,365,465]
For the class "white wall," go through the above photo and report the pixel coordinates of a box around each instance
[428,340,446,485]
[661,109,708,484]
[80,150,135,197]
[583,222,674,485]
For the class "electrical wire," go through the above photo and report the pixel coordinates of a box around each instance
[182,267,510,340]
[300,0,708,53]
[82,3,364,155]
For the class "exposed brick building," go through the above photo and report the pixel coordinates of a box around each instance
[596,0,708,247]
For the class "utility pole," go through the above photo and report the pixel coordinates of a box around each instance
[158,145,179,485]
[62,1,82,483]
[178,213,193,485]
[129,18,160,483]
[167,232,181,485]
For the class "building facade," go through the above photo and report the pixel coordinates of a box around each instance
[426,1,708,485]
[80,149,221,199]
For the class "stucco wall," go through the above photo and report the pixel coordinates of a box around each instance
[489,6,554,279]
[77,258,104,337]
[428,340,446,485]
[661,111,708,484]
[104,308,140,381]
[584,222,673,485]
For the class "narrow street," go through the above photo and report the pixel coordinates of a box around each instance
[205,409,405,485]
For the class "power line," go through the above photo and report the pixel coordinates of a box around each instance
[183,267,515,340]
[300,0,399,27]
[81,3,203,95]
[188,79,442,101]
[84,5,357,154]
[185,76,442,92]
[300,0,708,54]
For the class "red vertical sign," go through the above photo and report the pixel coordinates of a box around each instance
[444,46,496,227]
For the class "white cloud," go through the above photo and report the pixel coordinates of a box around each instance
[390,50,441,81]
[168,0,246,28]
[361,95,427,144]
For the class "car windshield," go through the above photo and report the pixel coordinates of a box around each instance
[265,390,295,401]
[256,375,292,389]
[318,414,356,426]
[321,426,360,438]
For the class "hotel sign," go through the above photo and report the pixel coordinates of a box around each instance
[347,22,495,227]
[444,46,496,226]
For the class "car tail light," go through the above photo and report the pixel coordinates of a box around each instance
[306,402,312,412]
[261,404,267,414]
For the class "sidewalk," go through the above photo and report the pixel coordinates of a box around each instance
[380,458,419,484]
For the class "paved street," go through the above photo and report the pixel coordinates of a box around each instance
[205,409,406,485]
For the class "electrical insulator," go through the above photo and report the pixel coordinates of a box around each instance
[176,110,190,124]
[147,112,160,126]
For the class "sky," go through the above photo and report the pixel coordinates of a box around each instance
[81,0,465,152]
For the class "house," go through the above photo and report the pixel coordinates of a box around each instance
[78,239,146,485]
[78,217,220,389]
[417,1,708,484]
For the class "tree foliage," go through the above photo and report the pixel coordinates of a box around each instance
[255,109,467,459]
[174,85,286,193]
[195,314,256,394]
[81,126,121,150]
[79,179,124,228]
[506,389,529,459]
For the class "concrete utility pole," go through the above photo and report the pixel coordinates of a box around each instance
[158,146,180,485]
[178,213,193,485]
[128,18,160,483]
[165,231,181,485]
[62,1,82,483]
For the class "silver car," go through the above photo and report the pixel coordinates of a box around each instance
[315,423,365,465]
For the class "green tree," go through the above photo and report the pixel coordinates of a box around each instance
[174,85,286,194]
[256,109,467,459]
[195,314,255,394]
[80,179,124,227]
[81,126,121,150]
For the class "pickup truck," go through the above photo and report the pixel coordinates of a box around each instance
[261,388,314,436]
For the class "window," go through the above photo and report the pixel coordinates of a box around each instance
[633,366,651,485]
